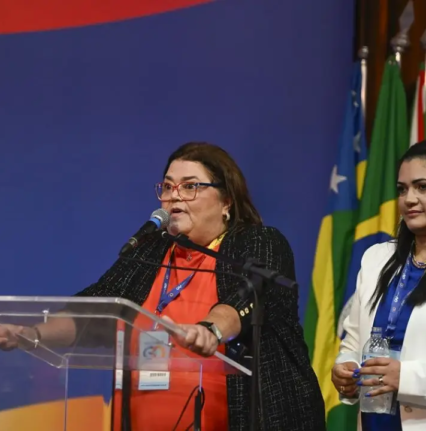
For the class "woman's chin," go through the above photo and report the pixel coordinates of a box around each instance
[406,220,426,235]
[167,222,189,237]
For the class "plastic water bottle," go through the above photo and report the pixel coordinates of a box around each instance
[360,327,392,414]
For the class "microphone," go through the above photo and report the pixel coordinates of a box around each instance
[119,209,170,256]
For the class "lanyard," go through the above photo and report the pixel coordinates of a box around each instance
[385,253,418,339]
[155,252,203,313]
[155,231,227,315]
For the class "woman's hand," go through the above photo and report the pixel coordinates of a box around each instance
[356,357,401,397]
[331,361,359,397]
[0,324,28,351]
[161,316,219,357]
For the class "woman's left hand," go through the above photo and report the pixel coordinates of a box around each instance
[161,316,219,357]
[357,357,401,396]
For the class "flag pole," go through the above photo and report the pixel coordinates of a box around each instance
[421,29,426,69]
[390,0,414,68]
[391,34,409,68]
[358,46,368,121]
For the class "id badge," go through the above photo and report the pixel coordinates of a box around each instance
[138,331,171,391]
[115,329,125,390]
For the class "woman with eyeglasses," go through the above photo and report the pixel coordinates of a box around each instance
[0,142,325,430]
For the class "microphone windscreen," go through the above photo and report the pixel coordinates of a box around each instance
[150,208,170,229]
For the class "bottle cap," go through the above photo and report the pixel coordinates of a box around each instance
[371,327,383,336]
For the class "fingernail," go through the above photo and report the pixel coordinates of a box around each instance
[356,381,362,386]
[352,373,359,378]
[361,362,365,367]
[365,393,371,398]
[353,368,360,374]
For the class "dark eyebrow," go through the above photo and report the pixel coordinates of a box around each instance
[397,178,426,186]
[164,175,200,182]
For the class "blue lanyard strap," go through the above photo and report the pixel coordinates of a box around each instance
[156,256,195,313]
[155,232,227,315]
[386,253,417,339]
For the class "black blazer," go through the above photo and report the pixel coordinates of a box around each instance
[75,225,326,431]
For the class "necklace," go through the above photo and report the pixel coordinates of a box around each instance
[412,254,426,269]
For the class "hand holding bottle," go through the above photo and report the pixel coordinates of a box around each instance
[331,361,359,397]
[356,357,401,397]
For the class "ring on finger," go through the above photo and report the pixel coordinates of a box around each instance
[340,386,345,394]
[378,375,384,385]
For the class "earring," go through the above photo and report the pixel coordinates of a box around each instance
[224,212,231,222]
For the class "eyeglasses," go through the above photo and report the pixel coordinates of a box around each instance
[155,181,222,202]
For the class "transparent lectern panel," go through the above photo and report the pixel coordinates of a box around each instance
[0,296,250,430]
[0,349,68,430]
[0,296,251,376]
[0,349,114,431]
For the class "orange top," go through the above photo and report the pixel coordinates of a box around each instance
[113,243,228,431]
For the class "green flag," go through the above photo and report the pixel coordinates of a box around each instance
[349,55,408,248]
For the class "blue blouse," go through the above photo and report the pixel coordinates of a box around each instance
[361,260,423,431]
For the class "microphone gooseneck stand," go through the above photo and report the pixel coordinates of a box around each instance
[161,232,297,431]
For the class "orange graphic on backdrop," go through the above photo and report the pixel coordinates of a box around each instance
[0,396,112,430]
[0,0,213,34]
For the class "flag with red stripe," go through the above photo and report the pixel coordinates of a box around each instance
[410,62,426,146]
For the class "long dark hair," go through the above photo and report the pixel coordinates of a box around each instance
[370,140,426,312]
[162,142,263,230]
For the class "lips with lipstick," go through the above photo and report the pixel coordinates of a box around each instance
[406,210,424,217]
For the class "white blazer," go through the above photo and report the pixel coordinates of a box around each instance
[337,241,426,431]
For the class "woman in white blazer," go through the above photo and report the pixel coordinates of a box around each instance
[331,141,426,431]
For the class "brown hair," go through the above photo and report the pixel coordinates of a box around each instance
[163,142,262,228]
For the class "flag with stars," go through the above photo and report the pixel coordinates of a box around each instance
[304,61,367,431]
[340,56,409,328]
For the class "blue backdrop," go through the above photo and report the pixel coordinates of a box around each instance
[0,0,354,323]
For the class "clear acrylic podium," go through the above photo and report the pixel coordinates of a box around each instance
[0,296,251,431]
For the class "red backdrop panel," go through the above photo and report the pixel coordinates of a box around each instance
[0,0,212,33]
